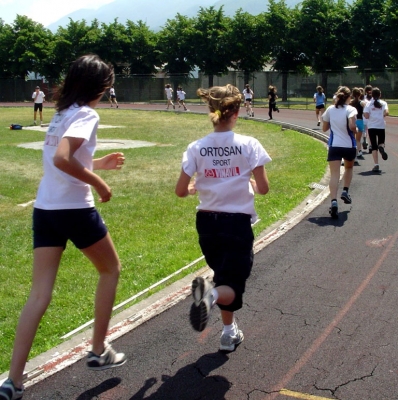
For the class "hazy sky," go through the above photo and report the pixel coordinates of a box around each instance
[1,0,115,26]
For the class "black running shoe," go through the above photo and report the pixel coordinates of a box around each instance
[329,200,338,219]
[340,191,352,204]
[378,145,388,160]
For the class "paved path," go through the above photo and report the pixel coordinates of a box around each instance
[2,103,398,400]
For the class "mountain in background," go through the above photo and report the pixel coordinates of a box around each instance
[47,0,298,32]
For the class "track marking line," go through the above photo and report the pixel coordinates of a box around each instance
[279,389,333,399]
[265,230,398,399]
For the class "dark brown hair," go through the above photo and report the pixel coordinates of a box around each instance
[334,86,351,108]
[54,54,114,112]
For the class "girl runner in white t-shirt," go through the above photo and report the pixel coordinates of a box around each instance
[242,84,254,117]
[165,84,175,110]
[363,87,389,172]
[176,86,188,111]
[322,86,357,219]
[0,54,126,400]
[175,84,271,351]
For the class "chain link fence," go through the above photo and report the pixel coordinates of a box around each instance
[1,69,397,104]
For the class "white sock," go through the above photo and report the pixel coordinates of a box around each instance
[211,288,218,307]
[222,321,237,336]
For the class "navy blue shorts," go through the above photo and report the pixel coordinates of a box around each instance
[196,211,254,312]
[33,208,108,250]
[327,146,356,162]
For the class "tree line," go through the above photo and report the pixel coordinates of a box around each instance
[1,0,397,91]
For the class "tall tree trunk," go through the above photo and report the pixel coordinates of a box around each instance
[244,70,250,85]
[281,71,288,102]
[321,72,328,97]
[208,74,214,87]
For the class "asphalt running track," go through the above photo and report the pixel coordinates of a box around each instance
[1,102,398,399]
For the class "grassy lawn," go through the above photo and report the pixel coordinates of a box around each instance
[0,107,327,374]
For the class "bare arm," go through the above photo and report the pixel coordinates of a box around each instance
[175,170,195,197]
[322,121,330,132]
[250,165,269,195]
[348,116,357,132]
[93,152,125,170]
[53,137,113,203]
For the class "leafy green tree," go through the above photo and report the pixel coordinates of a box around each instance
[296,0,352,93]
[266,0,306,100]
[52,19,102,76]
[190,6,233,87]
[157,14,196,75]
[384,0,398,67]
[123,20,159,75]
[6,15,53,79]
[349,0,389,82]
[97,19,128,74]
[0,21,14,78]
[228,10,272,84]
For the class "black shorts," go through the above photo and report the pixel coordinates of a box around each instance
[34,103,43,112]
[33,207,108,250]
[316,104,325,110]
[368,128,385,150]
[196,211,254,312]
[327,146,356,162]
[245,98,252,104]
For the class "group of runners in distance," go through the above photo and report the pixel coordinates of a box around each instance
[318,84,389,219]
[164,84,189,111]
[164,83,280,120]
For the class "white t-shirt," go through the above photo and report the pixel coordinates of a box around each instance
[165,87,173,99]
[32,91,45,103]
[181,130,271,222]
[177,90,186,100]
[110,87,116,96]
[363,99,388,129]
[322,104,357,148]
[243,89,253,100]
[34,104,99,210]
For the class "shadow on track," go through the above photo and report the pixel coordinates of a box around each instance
[129,352,230,400]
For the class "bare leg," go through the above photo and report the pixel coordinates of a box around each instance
[215,285,235,325]
[81,233,121,355]
[342,160,354,188]
[356,130,362,153]
[8,247,63,388]
[372,149,379,165]
[328,160,341,200]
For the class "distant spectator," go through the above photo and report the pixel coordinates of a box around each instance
[32,86,45,126]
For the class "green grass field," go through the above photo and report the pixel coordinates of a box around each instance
[0,107,327,374]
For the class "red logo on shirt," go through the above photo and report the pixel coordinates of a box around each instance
[204,167,240,178]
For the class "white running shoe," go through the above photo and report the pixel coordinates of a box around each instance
[220,324,244,352]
